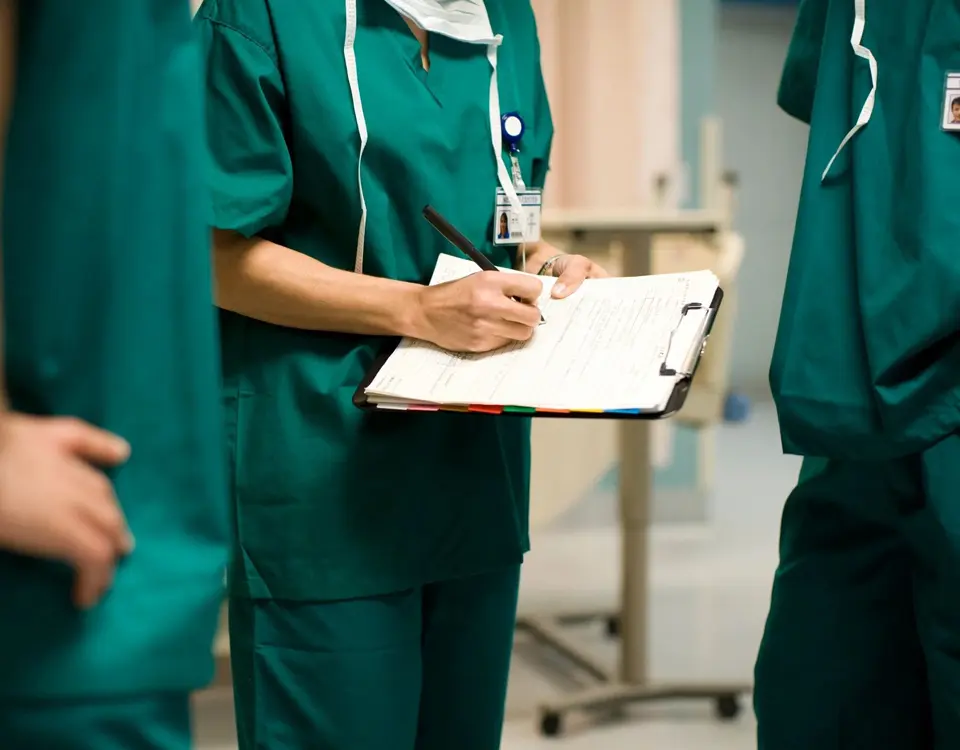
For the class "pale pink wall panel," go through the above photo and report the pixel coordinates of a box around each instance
[531,1,680,209]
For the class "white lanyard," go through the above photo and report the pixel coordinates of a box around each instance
[485,44,524,212]
[343,0,522,274]
[344,0,369,273]
[821,0,877,182]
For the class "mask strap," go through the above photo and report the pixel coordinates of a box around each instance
[345,0,369,274]
[821,0,876,182]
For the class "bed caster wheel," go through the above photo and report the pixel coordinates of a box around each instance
[605,616,620,638]
[540,711,563,737]
[715,694,741,720]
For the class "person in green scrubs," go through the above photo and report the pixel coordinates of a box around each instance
[196,0,606,747]
[756,0,960,747]
[0,1,228,748]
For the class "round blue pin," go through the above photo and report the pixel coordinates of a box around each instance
[501,112,525,153]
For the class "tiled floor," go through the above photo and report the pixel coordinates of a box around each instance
[195,403,799,749]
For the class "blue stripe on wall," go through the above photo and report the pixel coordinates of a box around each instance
[679,0,718,209]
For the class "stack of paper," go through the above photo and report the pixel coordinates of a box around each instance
[362,255,720,416]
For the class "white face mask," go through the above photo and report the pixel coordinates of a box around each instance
[343,0,522,274]
[382,0,496,44]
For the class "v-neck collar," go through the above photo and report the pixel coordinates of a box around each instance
[377,5,441,97]
[367,2,497,108]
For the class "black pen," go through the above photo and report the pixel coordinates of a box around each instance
[422,204,545,323]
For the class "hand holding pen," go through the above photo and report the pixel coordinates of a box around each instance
[402,206,543,353]
[422,205,545,323]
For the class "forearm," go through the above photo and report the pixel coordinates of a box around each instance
[0,0,18,412]
[212,230,425,338]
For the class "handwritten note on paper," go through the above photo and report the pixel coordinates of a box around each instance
[366,254,719,412]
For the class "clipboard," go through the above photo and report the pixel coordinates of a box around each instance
[353,287,723,420]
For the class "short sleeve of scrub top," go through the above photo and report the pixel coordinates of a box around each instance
[199,17,292,237]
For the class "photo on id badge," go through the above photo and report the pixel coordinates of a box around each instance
[493,189,542,247]
[942,72,960,131]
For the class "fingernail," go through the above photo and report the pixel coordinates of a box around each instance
[552,283,567,297]
[115,439,131,460]
[124,533,136,554]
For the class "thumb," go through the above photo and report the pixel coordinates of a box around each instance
[551,262,587,299]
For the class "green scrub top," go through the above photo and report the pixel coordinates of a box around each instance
[771,0,960,461]
[0,0,228,699]
[196,0,553,602]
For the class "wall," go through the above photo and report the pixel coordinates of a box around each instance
[716,3,808,395]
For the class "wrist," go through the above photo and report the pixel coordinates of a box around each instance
[394,283,431,340]
[523,244,563,275]
[536,254,563,277]
[0,410,19,455]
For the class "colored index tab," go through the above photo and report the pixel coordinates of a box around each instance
[468,404,504,414]
[504,405,536,414]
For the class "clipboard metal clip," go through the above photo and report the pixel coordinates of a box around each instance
[659,302,709,378]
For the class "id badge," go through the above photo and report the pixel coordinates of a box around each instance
[943,72,960,132]
[493,188,542,245]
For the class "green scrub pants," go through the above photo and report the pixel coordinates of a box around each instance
[0,692,191,750]
[754,437,960,749]
[230,565,521,750]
